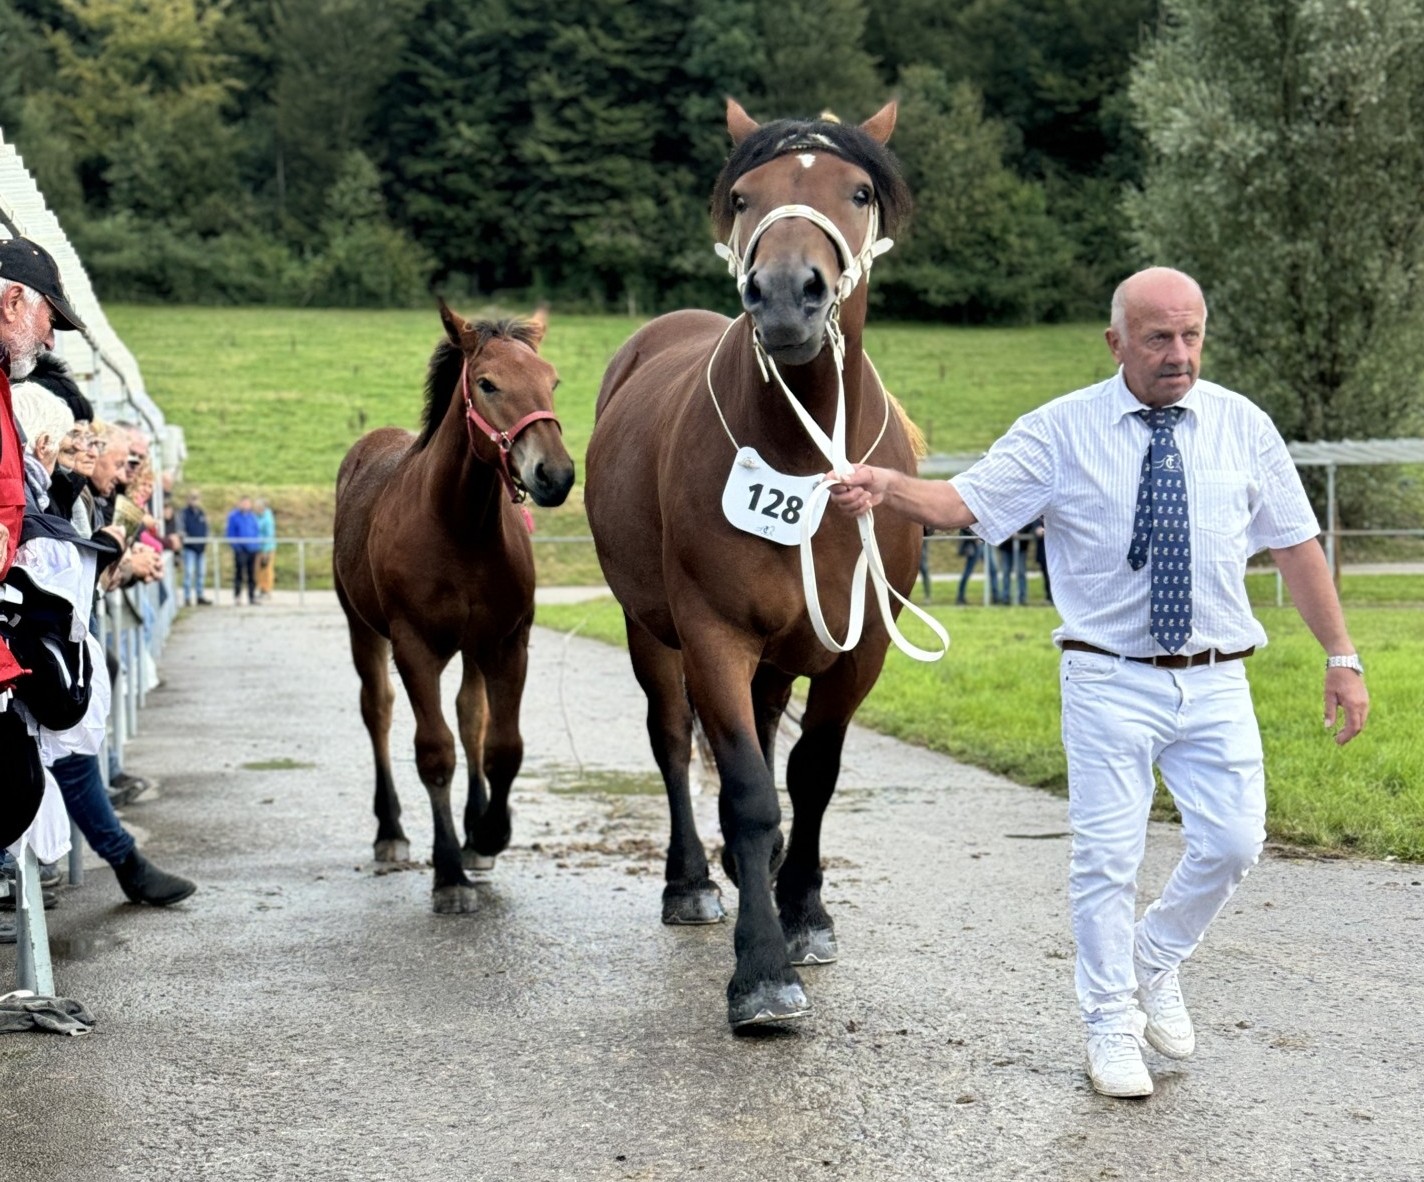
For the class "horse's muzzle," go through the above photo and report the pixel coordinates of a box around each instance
[743,260,832,366]
[517,448,575,508]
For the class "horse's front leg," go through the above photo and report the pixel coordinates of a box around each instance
[777,654,881,966]
[627,617,724,925]
[390,626,476,914]
[684,632,809,1028]
[464,633,527,870]
[455,656,497,876]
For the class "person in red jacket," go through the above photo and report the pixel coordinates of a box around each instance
[1,237,87,579]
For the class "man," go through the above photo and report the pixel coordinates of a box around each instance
[828,267,1369,1098]
[226,495,260,604]
[1,236,87,576]
[180,489,212,605]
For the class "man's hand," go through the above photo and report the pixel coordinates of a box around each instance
[0,519,9,570]
[826,464,895,518]
[1324,667,1369,746]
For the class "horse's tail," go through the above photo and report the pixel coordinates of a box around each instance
[889,392,927,460]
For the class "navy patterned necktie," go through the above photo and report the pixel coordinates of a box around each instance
[1127,406,1193,654]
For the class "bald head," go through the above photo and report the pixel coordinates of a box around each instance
[1106,267,1208,407]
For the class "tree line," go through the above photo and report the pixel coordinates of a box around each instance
[3,0,1422,488]
[1,0,1156,321]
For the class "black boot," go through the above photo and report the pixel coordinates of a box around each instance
[114,851,196,906]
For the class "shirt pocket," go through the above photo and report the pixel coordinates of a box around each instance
[1191,469,1251,539]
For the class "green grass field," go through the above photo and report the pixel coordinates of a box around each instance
[535,587,1424,862]
[108,305,1421,860]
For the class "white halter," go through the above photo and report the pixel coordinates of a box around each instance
[710,200,949,663]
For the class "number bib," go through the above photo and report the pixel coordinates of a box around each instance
[721,446,828,546]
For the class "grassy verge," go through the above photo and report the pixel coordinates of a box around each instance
[535,592,1423,862]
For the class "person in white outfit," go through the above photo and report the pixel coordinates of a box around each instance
[826,267,1370,1098]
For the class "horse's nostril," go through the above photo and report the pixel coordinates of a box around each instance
[744,273,763,306]
[803,268,827,307]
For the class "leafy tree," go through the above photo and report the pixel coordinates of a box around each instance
[876,66,1073,323]
[25,0,251,233]
[755,0,882,122]
[1128,0,1424,447]
[304,150,434,306]
[867,0,1158,313]
[267,0,413,242]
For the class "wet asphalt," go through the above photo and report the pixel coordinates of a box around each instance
[2,591,1422,1182]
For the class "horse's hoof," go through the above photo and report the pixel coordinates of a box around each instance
[432,884,478,914]
[662,887,725,925]
[728,981,812,1029]
[374,839,410,863]
[786,927,839,966]
[462,850,497,878]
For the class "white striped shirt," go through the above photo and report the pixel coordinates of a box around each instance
[952,369,1320,656]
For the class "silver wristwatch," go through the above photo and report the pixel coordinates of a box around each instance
[1326,653,1364,676]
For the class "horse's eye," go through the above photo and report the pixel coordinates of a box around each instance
[732,193,748,214]
[852,186,872,209]
[476,377,498,395]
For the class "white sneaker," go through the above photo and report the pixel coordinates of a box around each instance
[1138,967,1195,1059]
[1086,1030,1154,1097]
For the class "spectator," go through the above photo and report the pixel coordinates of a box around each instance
[954,529,981,605]
[254,496,277,600]
[917,527,933,602]
[1032,516,1051,605]
[996,526,1031,606]
[826,266,1368,1099]
[8,379,196,909]
[226,495,260,605]
[180,489,212,606]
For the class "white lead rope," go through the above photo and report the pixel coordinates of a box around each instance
[714,201,948,663]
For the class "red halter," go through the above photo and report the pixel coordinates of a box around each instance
[461,360,562,529]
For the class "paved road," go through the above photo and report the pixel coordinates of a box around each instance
[2,595,1422,1181]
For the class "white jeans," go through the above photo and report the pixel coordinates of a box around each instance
[1060,650,1266,1033]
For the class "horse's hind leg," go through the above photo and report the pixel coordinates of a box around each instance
[342,603,408,862]
[777,657,878,966]
[390,626,476,913]
[462,641,521,873]
[627,616,724,925]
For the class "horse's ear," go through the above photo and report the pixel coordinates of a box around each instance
[525,304,549,350]
[438,298,467,348]
[726,97,760,146]
[860,101,897,145]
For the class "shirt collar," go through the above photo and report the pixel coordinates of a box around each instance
[1110,366,1201,422]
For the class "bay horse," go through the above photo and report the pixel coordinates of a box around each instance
[333,303,574,913]
[585,100,927,1027]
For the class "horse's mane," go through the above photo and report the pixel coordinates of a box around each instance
[710,116,913,241]
[416,318,544,450]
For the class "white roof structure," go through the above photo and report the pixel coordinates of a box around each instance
[0,128,184,472]
[1286,439,1424,466]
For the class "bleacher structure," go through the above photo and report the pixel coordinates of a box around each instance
[0,128,183,471]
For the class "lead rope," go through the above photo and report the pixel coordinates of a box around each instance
[713,204,948,662]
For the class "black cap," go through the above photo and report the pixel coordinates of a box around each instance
[0,236,86,333]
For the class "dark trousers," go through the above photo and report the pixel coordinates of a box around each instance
[233,550,257,602]
[51,753,135,867]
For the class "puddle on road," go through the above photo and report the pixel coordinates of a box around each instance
[50,932,128,962]
[542,765,665,797]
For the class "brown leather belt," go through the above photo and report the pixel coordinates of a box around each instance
[1060,640,1255,669]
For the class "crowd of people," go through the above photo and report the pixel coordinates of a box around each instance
[918,521,1051,606]
[1,237,195,942]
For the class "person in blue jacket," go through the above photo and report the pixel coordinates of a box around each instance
[225,495,260,605]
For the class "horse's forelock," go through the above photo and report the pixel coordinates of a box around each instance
[416,319,544,450]
[710,118,912,241]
